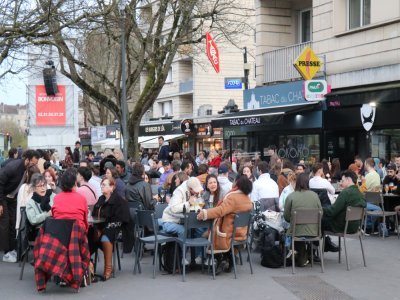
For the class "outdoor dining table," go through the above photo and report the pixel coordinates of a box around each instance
[382,193,400,212]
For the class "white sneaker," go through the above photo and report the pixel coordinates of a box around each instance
[3,250,17,263]
[182,258,189,266]
[194,256,203,265]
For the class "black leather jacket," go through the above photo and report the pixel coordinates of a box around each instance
[125,176,155,210]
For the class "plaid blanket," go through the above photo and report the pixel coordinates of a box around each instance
[33,221,90,291]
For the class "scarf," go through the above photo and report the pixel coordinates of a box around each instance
[31,189,52,212]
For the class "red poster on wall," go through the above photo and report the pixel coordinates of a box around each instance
[36,85,66,126]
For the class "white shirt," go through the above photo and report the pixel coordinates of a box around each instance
[309,175,336,195]
[251,173,279,202]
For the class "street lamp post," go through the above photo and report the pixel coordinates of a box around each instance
[242,47,249,90]
[119,0,128,161]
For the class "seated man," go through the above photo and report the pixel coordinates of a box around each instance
[309,163,336,202]
[323,170,366,236]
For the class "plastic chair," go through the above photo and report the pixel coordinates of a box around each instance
[172,212,215,282]
[325,207,366,270]
[289,208,324,274]
[133,210,176,278]
[230,211,253,279]
[363,192,399,239]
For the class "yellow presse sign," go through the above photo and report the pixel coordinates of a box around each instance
[293,47,322,80]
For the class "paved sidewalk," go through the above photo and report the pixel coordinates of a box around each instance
[0,235,399,300]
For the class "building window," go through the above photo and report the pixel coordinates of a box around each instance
[299,9,312,43]
[165,67,172,83]
[159,100,172,117]
[348,0,371,30]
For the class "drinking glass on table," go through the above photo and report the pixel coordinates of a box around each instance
[384,184,389,195]
[159,189,166,203]
[389,182,394,194]
[197,197,205,209]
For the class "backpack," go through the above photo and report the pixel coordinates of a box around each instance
[160,241,181,273]
[260,226,283,268]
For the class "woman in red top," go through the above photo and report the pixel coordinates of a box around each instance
[208,150,221,168]
[52,168,88,232]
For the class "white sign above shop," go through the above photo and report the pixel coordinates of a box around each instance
[303,80,329,101]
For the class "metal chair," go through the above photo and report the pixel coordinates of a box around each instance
[133,210,176,278]
[325,207,366,270]
[289,208,324,274]
[18,207,37,280]
[230,211,253,279]
[363,192,399,239]
[154,203,168,219]
[173,212,215,282]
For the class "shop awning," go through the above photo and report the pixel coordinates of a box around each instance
[140,133,185,149]
[211,102,321,127]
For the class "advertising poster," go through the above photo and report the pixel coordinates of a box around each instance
[36,85,66,126]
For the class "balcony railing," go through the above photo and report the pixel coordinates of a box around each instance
[179,80,193,93]
[263,42,312,84]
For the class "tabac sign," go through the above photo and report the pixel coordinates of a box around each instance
[294,47,322,80]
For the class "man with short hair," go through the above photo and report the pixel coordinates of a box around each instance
[181,160,193,177]
[125,163,154,210]
[163,160,181,191]
[195,151,207,166]
[116,160,130,184]
[87,151,95,162]
[365,158,381,192]
[323,170,366,236]
[296,163,306,175]
[159,160,173,187]
[217,164,233,199]
[0,149,40,262]
[196,164,209,186]
[309,163,336,197]
[73,141,81,164]
[382,163,400,193]
[251,161,279,210]
[79,159,91,168]
[158,136,170,161]
[76,167,98,208]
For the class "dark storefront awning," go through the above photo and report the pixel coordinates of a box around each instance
[211,102,321,128]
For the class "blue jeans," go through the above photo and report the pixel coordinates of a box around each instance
[366,203,382,228]
[162,222,206,258]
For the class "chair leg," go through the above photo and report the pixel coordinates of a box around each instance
[112,242,117,278]
[94,249,98,273]
[19,248,28,280]
[310,242,314,268]
[238,250,243,265]
[211,247,215,280]
[182,244,186,282]
[359,235,367,267]
[246,242,253,274]
[116,241,121,271]
[362,214,368,239]
[291,240,295,274]
[343,236,349,271]
[395,216,399,239]
[153,243,158,279]
[231,246,237,279]
[172,243,177,275]
[319,239,324,273]
[338,236,341,264]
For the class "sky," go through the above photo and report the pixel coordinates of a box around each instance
[0,75,27,105]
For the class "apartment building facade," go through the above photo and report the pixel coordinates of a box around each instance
[220,0,400,167]
[139,0,256,153]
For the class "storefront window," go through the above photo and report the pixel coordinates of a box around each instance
[277,134,320,165]
[371,129,400,162]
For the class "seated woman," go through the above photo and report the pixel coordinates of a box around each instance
[202,174,221,208]
[283,173,322,267]
[92,177,131,281]
[197,175,253,273]
[105,166,126,199]
[279,171,296,212]
[52,168,89,233]
[26,174,55,228]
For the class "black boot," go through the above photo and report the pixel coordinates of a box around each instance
[324,236,339,252]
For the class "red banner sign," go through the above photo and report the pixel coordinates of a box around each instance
[36,85,66,126]
[206,32,220,73]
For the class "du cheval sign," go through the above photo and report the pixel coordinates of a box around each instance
[206,32,220,73]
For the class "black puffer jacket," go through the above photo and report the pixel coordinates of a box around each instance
[125,175,155,210]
